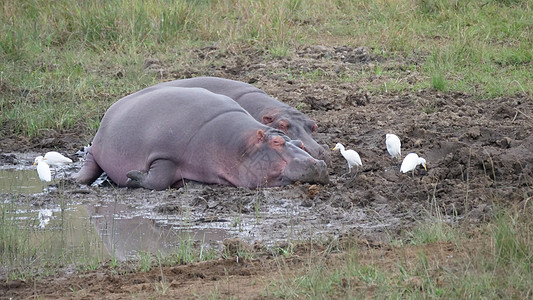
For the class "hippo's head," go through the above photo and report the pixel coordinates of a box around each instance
[237,129,329,187]
[260,108,331,165]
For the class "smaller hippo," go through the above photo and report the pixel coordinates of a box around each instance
[150,77,331,164]
[74,87,329,190]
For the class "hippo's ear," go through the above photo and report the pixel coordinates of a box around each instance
[262,115,275,125]
[256,129,265,142]
[247,130,266,150]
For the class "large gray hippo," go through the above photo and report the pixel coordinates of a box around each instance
[74,87,329,190]
[148,77,331,164]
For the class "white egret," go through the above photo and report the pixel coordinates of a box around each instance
[386,133,401,160]
[33,156,52,182]
[400,153,427,176]
[34,152,72,179]
[332,143,362,176]
[43,151,72,167]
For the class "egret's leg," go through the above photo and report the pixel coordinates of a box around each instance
[392,156,401,169]
[51,167,67,181]
[40,181,48,193]
[353,166,359,178]
[50,168,57,180]
[341,164,352,178]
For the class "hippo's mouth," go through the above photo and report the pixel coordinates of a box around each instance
[270,174,293,187]
[281,157,329,185]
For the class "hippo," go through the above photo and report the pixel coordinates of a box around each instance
[147,77,331,164]
[74,87,329,190]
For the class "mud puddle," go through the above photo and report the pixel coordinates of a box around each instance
[2,197,228,261]
[1,165,228,261]
[86,201,227,260]
[1,153,401,256]
[1,203,108,262]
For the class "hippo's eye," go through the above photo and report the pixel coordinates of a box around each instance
[277,120,290,134]
[270,136,286,149]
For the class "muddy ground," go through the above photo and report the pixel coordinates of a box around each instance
[1,45,532,298]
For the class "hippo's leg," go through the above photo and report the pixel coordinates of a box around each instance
[73,152,104,184]
[126,159,179,190]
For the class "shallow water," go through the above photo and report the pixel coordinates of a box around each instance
[0,152,67,194]
[2,203,108,263]
[1,168,227,261]
[3,200,228,261]
[0,169,47,194]
[85,202,227,260]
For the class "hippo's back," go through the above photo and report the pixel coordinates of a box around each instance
[155,77,277,104]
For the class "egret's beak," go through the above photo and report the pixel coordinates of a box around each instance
[332,146,338,151]
[32,162,37,166]
[423,164,427,171]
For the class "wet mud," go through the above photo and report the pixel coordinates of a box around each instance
[1,45,532,298]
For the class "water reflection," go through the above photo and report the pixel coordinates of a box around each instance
[86,202,227,260]
[3,202,228,263]
[4,204,108,264]
[0,169,48,194]
[37,208,55,229]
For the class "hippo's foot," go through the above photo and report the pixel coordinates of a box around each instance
[73,152,104,185]
[126,170,146,188]
[125,160,179,190]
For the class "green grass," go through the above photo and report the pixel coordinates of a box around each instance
[159,234,218,266]
[1,0,531,140]
[265,208,533,299]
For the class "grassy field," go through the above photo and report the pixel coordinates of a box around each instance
[265,210,533,299]
[1,0,531,138]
